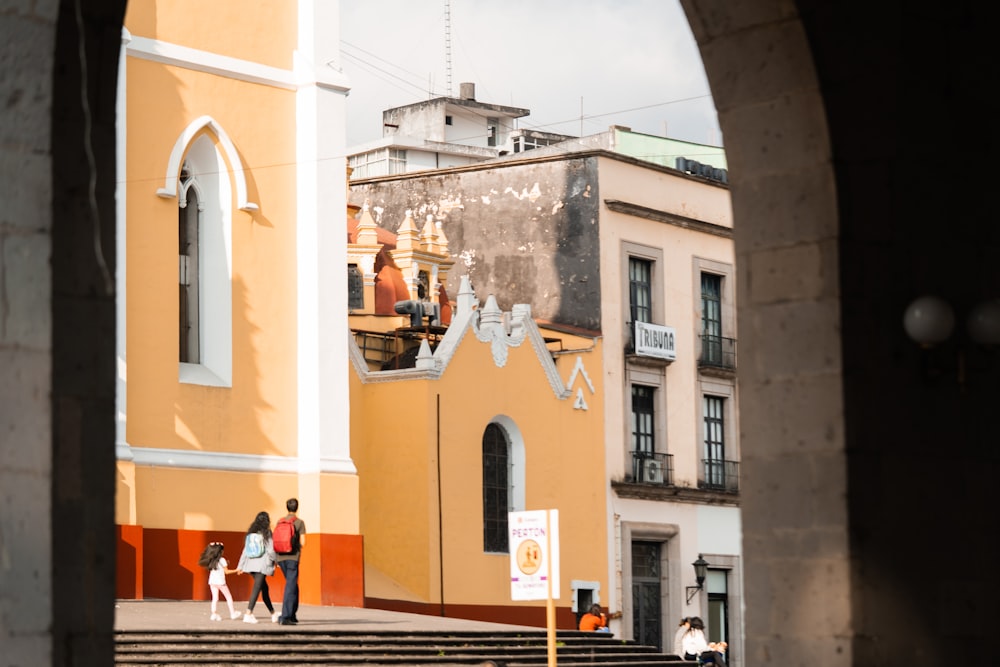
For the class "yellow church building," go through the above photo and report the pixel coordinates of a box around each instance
[115,0,359,606]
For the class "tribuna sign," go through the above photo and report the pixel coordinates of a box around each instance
[634,321,677,361]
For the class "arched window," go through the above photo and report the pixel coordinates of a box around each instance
[482,422,510,553]
[178,162,201,363]
[175,134,233,386]
[481,417,526,554]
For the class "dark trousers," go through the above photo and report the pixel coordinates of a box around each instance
[246,572,273,614]
[278,559,299,620]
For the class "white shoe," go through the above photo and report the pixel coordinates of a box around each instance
[230,611,242,620]
[210,613,221,621]
[271,612,280,623]
[242,613,258,624]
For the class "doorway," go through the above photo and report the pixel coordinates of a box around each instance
[631,540,663,650]
[706,569,731,663]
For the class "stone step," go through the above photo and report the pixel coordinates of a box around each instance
[115,629,689,666]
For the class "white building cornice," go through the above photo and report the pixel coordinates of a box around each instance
[126,35,350,94]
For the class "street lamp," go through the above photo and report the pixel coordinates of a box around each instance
[903,295,1000,391]
[685,554,709,605]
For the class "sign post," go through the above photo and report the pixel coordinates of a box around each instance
[509,509,560,666]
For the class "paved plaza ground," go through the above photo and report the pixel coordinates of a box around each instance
[115,600,541,634]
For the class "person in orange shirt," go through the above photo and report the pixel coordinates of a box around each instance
[579,603,616,632]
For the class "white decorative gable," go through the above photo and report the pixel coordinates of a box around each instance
[348,276,572,400]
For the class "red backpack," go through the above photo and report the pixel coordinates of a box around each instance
[273,516,297,554]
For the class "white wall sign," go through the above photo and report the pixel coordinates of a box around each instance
[509,509,560,601]
[634,321,677,361]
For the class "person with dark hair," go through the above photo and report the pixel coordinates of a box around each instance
[578,603,621,632]
[236,511,278,624]
[578,603,610,632]
[681,616,709,660]
[197,541,240,621]
[672,617,690,656]
[275,497,306,625]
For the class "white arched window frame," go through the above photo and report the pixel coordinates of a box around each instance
[491,415,526,512]
[157,117,255,387]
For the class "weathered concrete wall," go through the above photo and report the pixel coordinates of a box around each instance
[352,157,604,332]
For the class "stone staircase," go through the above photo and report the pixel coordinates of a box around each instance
[115,628,692,666]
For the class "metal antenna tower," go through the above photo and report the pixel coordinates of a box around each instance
[444,0,452,97]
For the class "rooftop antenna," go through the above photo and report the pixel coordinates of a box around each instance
[444,0,453,97]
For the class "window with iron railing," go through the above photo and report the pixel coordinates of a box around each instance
[700,458,740,492]
[630,451,673,485]
[702,394,735,490]
[699,334,737,369]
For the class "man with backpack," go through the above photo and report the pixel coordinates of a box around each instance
[273,497,306,625]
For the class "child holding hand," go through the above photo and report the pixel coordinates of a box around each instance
[198,542,241,621]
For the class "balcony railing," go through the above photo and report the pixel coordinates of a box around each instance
[699,458,740,492]
[630,451,674,486]
[698,334,737,370]
[352,327,446,369]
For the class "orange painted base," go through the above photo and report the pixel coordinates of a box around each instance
[115,525,364,607]
[304,533,365,607]
[116,524,144,599]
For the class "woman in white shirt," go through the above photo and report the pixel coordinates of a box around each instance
[681,616,710,660]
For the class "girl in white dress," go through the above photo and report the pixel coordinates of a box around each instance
[197,542,241,621]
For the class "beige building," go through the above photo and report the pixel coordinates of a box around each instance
[351,139,740,658]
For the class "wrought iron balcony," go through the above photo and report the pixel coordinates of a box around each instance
[698,334,737,370]
[699,458,739,493]
[630,451,674,485]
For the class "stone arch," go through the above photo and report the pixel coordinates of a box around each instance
[680,4,849,666]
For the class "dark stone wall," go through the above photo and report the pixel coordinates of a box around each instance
[797,2,1000,663]
[351,157,604,332]
[51,0,125,663]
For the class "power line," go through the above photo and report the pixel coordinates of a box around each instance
[522,94,714,134]
[342,29,714,140]
[340,42,450,100]
[339,51,431,99]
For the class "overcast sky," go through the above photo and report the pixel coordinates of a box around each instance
[338,0,721,148]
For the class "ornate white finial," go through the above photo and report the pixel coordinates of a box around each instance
[454,275,477,321]
[416,339,435,370]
